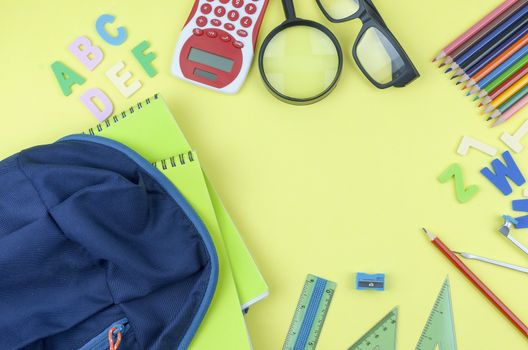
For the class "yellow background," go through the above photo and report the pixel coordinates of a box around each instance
[1,0,527,349]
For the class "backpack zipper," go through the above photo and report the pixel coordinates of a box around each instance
[78,317,130,350]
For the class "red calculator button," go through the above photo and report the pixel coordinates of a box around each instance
[240,16,252,27]
[224,23,235,31]
[245,3,257,14]
[196,16,208,27]
[220,34,231,42]
[200,3,212,14]
[219,0,229,3]
[233,40,244,49]
[228,10,239,21]
[214,6,226,17]
[211,19,221,26]
[206,0,213,2]
[206,30,218,38]
[237,29,248,37]
[193,28,204,36]
[232,0,244,8]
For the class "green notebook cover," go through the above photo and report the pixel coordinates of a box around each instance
[152,152,250,349]
[204,176,269,309]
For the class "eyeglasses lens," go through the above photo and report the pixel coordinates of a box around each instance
[318,0,359,20]
[355,27,406,84]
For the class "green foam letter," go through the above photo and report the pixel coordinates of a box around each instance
[132,41,157,77]
[51,61,86,96]
[438,163,479,204]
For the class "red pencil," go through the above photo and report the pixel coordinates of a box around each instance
[422,228,528,339]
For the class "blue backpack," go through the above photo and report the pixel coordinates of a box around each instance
[0,135,219,350]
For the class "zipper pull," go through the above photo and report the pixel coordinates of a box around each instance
[108,326,123,350]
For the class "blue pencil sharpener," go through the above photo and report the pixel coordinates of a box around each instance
[356,273,385,291]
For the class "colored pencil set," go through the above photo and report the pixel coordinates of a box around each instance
[434,0,528,126]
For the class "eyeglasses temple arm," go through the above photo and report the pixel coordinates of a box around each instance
[281,0,296,20]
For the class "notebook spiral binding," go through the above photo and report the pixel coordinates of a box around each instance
[84,94,159,135]
[152,151,195,170]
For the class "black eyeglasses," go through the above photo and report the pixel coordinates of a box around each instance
[316,0,419,89]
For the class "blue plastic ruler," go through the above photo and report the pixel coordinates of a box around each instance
[283,274,336,350]
[348,307,398,350]
[416,277,457,350]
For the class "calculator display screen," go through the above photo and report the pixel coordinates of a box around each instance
[188,48,234,72]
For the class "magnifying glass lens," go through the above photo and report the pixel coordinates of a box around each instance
[261,26,340,101]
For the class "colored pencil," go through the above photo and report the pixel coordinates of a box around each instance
[465,36,528,89]
[445,4,528,72]
[422,228,528,339]
[489,83,528,119]
[482,73,528,112]
[493,94,528,125]
[450,15,528,76]
[459,29,528,85]
[439,0,525,67]
[434,0,519,62]
[468,52,528,95]
[478,61,528,99]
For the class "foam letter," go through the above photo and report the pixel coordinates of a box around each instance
[512,199,528,212]
[132,41,157,77]
[80,88,113,121]
[480,151,526,195]
[105,61,142,98]
[438,163,479,203]
[513,215,528,228]
[51,61,86,96]
[457,136,497,157]
[96,14,127,46]
[501,120,528,153]
[68,36,104,71]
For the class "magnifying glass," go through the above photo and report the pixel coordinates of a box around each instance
[258,0,343,105]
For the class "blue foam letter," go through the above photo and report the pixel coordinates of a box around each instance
[514,215,528,228]
[96,14,127,46]
[480,151,526,195]
[512,199,528,212]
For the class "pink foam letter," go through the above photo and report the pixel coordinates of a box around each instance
[68,36,104,71]
[80,88,113,121]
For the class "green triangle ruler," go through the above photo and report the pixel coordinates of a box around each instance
[416,277,457,350]
[348,307,398,350]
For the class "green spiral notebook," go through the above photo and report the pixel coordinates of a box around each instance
[82,94,268,349]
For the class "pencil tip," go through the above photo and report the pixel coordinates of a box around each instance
[422,228,436,240]
[445,68,452,73]
[439,63,446,68]
[486,116,492,121]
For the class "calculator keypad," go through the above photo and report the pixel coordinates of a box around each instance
[194,0,263,49]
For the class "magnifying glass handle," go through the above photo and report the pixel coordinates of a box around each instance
[281,0,296,20]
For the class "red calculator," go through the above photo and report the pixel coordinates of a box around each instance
[172,0,269,94]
